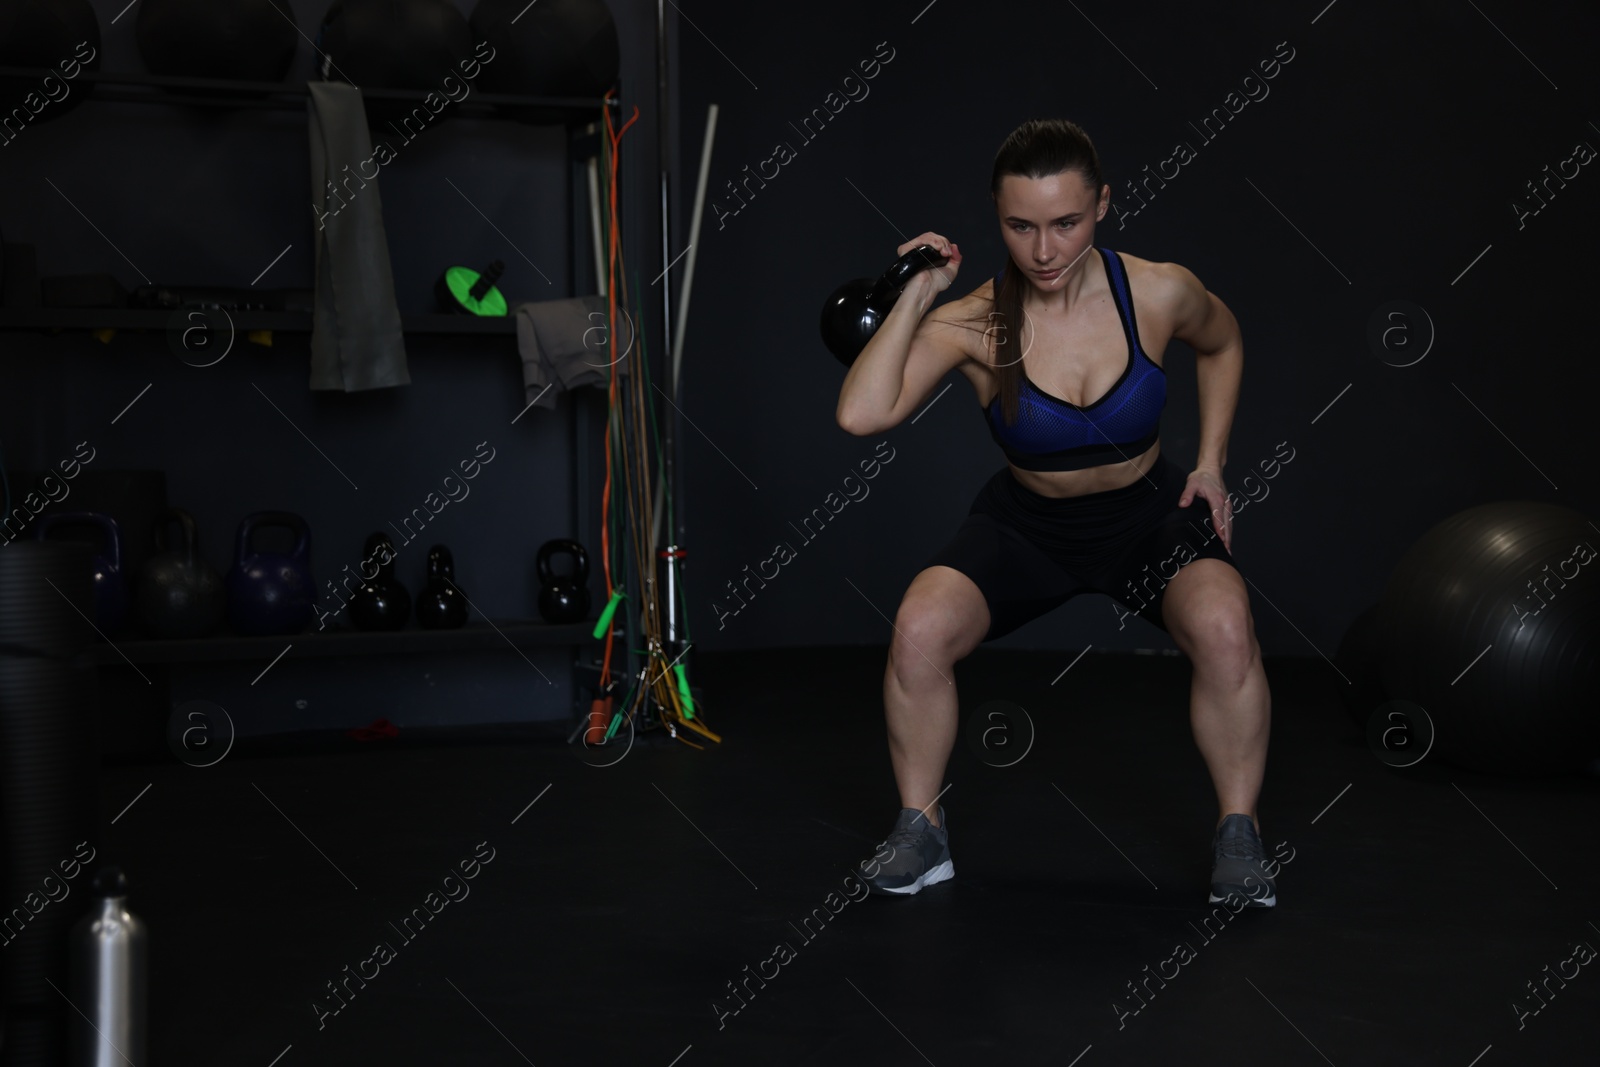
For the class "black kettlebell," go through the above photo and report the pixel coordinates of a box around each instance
[536,538,590,624]
[416,544,468,629]
[348,531,410,631]
[135,507,224,639]
[819,244,951,366]
[33,510,130,636]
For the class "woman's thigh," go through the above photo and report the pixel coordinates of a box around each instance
[915,513,1090,644]
[1091,476,1240,633]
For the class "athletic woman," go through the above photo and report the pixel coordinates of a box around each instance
[835,118,1276,907]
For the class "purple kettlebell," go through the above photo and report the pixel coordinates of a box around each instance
[225,511,314,636]
[33,511,130,636]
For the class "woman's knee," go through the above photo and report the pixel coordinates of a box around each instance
[1171,589,1256,675]
[888,569,989,678]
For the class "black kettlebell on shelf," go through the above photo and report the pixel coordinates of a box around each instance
[135,507,224,639]
[33,511,131,636]
[225,511,315,636]
[416,544,468,629]
[348,531,410,631]
[536,538,590,624]
[819,244,950,367]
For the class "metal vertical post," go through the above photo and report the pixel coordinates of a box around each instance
[657,0,682,561]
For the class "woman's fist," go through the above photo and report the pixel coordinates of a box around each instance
[897,232,961,293]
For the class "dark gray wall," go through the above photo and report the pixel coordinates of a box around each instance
[673,0,1600,658]
[6,0,1599,714]
[0,0,671,732]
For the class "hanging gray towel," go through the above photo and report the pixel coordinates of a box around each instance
[516,295,631,410]
[307,81,409,392]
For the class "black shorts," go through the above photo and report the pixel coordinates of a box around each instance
[919,454,1239,641]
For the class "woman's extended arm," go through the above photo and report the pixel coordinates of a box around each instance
[1157,261,1243,551]
[1162,263,1242,474]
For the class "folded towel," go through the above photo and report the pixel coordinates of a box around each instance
[307,81,409,392]
[516,295,631,410]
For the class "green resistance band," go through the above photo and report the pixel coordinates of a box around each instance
[592,588,624,640]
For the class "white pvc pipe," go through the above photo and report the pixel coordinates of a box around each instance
[586,143,606,298]
[670,103,718,393]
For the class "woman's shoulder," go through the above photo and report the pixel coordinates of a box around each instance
[1107,250,1216,346]
[1112,250,1206,309]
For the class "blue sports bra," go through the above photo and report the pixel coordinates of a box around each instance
[984,247,1167,472]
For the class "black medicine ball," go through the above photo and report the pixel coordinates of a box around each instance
[470,0,619,123]
[315,0,473,130]
[136,0,300,91]
[0,0,101,120]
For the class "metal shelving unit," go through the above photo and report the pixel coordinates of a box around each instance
[84,619,593,666]
[1,64,638,729]
[0,309,519,333]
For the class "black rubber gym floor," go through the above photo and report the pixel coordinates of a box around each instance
[99,647,1599,1066]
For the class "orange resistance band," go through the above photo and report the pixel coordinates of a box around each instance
[598,93,639,693]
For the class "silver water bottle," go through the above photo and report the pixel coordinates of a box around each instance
[67,866,147,1067]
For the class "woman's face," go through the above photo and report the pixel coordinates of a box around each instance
[994,171,1109,289]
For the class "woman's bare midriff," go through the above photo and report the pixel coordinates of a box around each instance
[1007,441,1160,498]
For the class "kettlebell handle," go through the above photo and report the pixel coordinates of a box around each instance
[878,244,950,295]
[152,508,201,565]
[362,531,398,574]
[235,511,310,564]
[426,544,455,580]
[33,510,123,567]
[537,538,589,584]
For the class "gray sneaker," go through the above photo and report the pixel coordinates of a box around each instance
[861,806,953,896]
[1210,813,1276,907]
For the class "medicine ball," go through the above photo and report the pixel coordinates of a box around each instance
[0,0,101,120]
[136,0,299,94]
[470,0,619,124]
[315,0,473,131]
[1374,501,1599,776]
